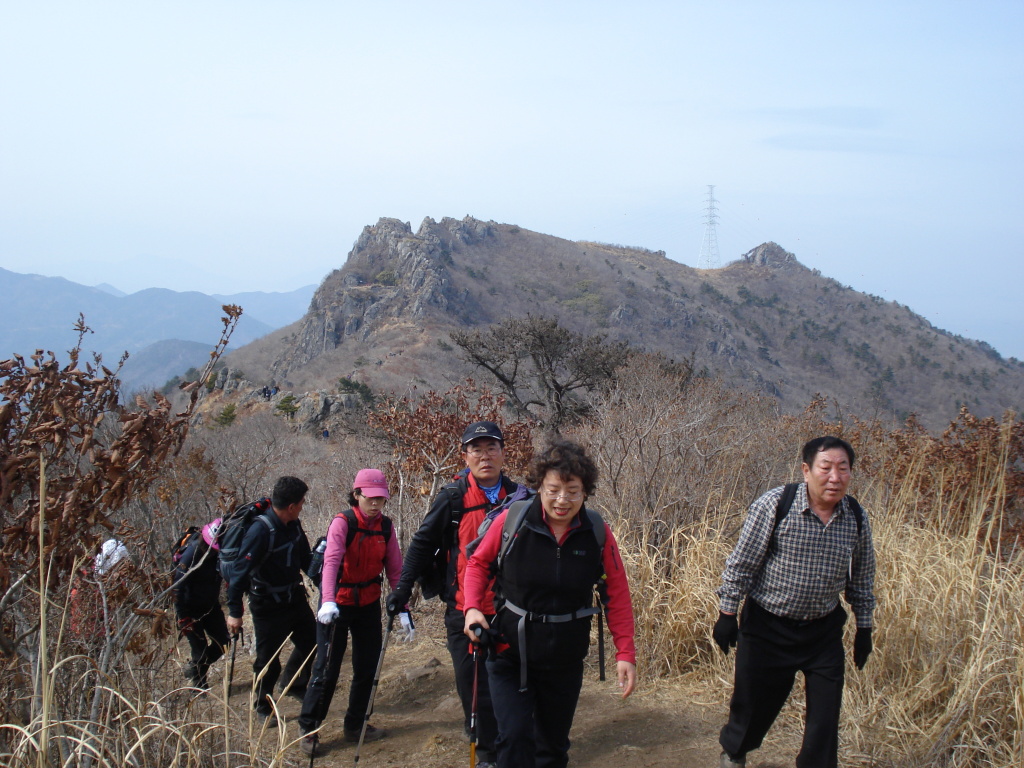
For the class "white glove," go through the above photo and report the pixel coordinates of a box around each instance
[317,601,339,624]
[398,611,415,643]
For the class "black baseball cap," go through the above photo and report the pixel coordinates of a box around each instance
[461,421,504,446]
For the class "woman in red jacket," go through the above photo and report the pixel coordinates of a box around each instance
[464,440,637,768]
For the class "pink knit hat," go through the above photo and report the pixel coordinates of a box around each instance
[353,468,390,499]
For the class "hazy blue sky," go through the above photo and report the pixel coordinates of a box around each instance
[2,2,1022,358]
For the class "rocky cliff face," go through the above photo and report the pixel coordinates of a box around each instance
[269,216,495,382]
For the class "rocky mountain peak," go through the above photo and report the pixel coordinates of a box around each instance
[741,242,798,268]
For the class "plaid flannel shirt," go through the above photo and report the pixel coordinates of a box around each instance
[718,483,876,628]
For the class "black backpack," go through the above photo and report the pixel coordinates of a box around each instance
[416,470,472,600]
[216,497,273,584]
[308,509,394,590]
[172,526,201,566]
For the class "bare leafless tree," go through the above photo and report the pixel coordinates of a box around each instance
[450,315,630,432]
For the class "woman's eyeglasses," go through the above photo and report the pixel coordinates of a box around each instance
[540,488,584,502]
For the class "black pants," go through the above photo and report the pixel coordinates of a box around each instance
[487,651,584,768]
[720,599,847,768]
[445,607,498,763]
[249,596,317,715]
[298,600,383,734]
[177,604,230,684]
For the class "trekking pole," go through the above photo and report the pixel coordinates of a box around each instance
[597,606,606,682]
[227,628,242,699]
[468,624,491,768]
[354,614,395,765]
[307,620,338,768]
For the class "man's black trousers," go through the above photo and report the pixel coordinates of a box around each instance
[445,607,498,763]
[249,596,317,715]
[298,600,383,734]
[720,599,847,768]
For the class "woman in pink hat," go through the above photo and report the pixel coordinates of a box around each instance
[298,469,406,756]
[173,519,230,690]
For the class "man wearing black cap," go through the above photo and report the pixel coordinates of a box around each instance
[386,421,525,768]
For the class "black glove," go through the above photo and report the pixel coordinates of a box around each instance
[469,623,498,647]
[853,627,873,669]
[712,612,739,654]
[385,588,410,618]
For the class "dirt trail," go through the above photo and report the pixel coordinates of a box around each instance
[199,607,804,768]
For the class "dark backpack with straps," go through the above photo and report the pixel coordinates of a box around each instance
[171,525,202,589]
[772,483,864,535]
[215,497,274,585]
[172,526,201,569]
[417,470,473,600]
[308,509,394,590]
[464,485,535,564]
[491,503,612,691]
[486,500,609,604]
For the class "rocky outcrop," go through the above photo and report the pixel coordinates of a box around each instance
[741,242,798,268]
[269,217,497,380]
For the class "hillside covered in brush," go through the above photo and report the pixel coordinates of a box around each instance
[226,216,1024,430]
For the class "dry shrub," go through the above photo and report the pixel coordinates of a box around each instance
[575,357,840,550]
[368,381,534,548]
[846,407,1024,545]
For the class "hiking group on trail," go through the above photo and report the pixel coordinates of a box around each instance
[164,427,875,768]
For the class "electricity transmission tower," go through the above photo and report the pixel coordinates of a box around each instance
[697,184,720,269]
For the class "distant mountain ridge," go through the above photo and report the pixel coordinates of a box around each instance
[224,216,1023,431]
[0,267,315,391]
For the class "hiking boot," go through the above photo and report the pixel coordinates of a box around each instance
[476,763,496,768]
[299,734,319,756]
[719,751,746,767]
[344,724,386,743]
[256,711,278,729]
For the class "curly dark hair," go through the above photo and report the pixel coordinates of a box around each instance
[526,439,599,496]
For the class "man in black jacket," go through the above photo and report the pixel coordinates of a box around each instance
[226,476,317,723]
[386,422,525,768]
[174,517,230,690]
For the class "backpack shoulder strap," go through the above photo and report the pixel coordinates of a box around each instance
[772,483,800,532]
[341,508,394,547]
[496,499,533,568]
[341,508,359,547]
[583,508,607,551]
[845,495,864,536]
[444,478,468,522]
[246,513,278,577]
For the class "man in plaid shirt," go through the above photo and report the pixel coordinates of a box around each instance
[713,436,876,768]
